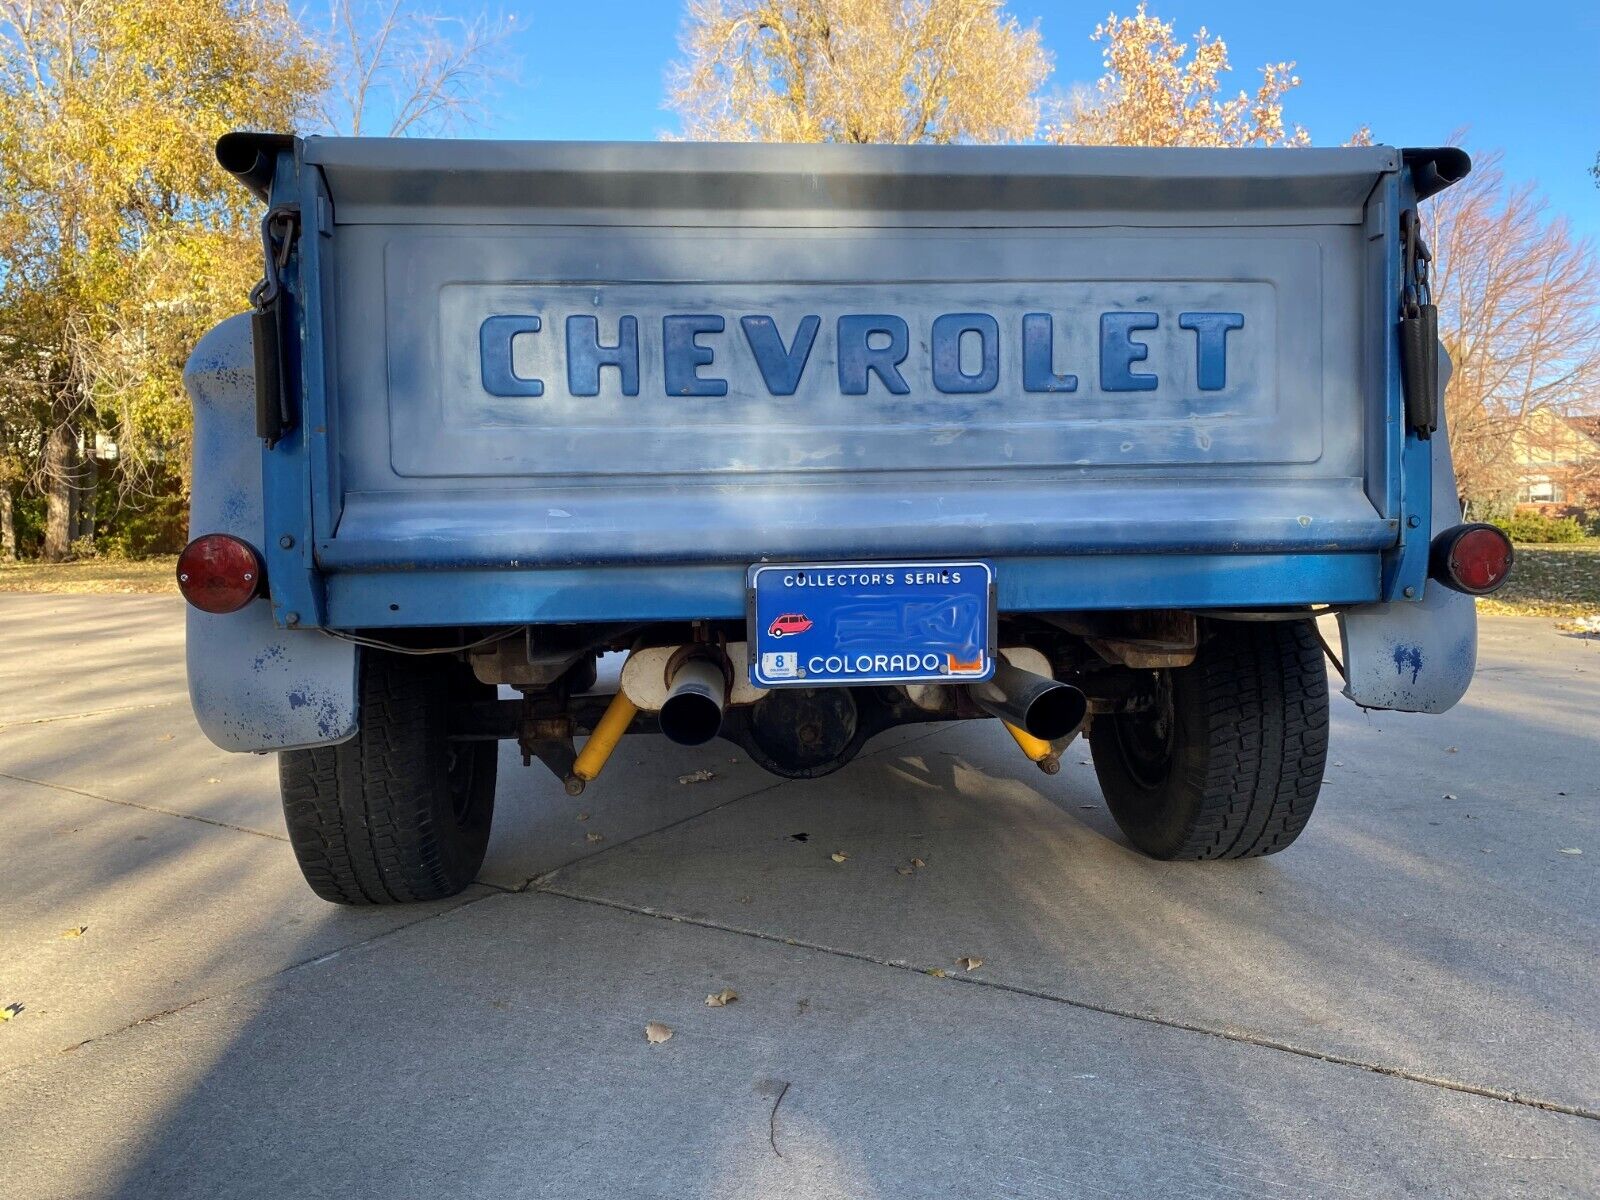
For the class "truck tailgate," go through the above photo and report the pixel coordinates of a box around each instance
[272,141,1415,620]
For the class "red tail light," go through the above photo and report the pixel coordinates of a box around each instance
[1430,523,1514,596]
[177,534,265,613]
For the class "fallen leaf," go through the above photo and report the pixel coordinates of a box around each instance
[644,1021,673,1044]
[577,812,590,822]
[895,865,914,876]
[1446,747,1458,754]
[60,926,88,939]
[927,968,947,978]
[206,777,221,784]
[956,956,983,972]
[1558,847,1583,856]
[156,733,175,742]
[911,857,926,869]
[678,769,715,785]
[705,989,738,1007]
[0,1003,21,1021]
[830,852,848,863]
[585,832,604,844]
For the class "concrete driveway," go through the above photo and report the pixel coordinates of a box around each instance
[1,594,1595,1199]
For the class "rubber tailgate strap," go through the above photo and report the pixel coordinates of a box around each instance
[249,206,299,448]
[1398,208,1439,439]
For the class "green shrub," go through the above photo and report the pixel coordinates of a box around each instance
[1496,512,1589,543]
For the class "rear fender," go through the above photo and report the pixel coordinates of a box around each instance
[184,314,358,752]
[1337,348,1476,713]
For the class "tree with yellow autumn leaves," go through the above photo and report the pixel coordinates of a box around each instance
[0,0,513,559]
[669,0,1050,143]
[0,0,320,559]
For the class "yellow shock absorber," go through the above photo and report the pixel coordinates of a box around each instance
[568,692,640,793]
[1003,722,1061,776]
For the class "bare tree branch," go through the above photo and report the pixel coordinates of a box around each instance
[1426,148,1600,506]
[310,0,519,138]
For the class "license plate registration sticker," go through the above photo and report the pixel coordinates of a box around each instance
[748,561,995,688]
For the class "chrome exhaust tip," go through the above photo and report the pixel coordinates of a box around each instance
[968,660,1087,742]
[658,655,727,747]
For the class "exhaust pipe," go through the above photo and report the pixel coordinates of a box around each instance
[658,654,728,747]
[968,660,1088,742]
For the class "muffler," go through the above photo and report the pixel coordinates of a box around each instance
[968,660,1088,742]
[657,652,728,747]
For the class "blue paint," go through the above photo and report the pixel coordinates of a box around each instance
[1021,313,1078,393]
[662,314,727,396]
[739,315,819,396]
[467,307,1247,400]
[214,140,1436,652]
[258,149,328,628]
[930,313,999,394]
[1178,312,1243,390]
[837,315,910,395]
[565,315,639,396]
[251,644,286,671]
[324,552,1381,629]
[479,315,544,396]
[1100,312,1159,391]
[219,489,250,525]
[1382,166,1435,604]
[1392,643,1424,683]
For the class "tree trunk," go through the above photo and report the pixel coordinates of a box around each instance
[76,456,98,547]
[0,487,16,560]
[42,416,79,561]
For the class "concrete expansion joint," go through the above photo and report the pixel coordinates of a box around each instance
[0,770,290,843]
[0,885,503,1083]
[533,883,1600,1126]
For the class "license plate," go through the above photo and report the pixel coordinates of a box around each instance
[748,561,995,688]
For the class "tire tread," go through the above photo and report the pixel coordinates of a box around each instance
[1092,620,1328,861]
[279,653,494,904]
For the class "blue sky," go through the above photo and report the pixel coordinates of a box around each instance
[458,0,1597,239]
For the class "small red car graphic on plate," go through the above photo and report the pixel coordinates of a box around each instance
[767,613,814,638]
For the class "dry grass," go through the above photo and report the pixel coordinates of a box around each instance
[0,556,177,595]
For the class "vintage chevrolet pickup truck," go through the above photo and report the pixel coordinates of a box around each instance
[180,134,1510,904]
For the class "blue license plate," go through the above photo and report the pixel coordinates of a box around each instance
[748,561,995,688]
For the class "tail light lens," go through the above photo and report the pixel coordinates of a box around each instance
[177,534,266,613]
[1430,523,1514,596]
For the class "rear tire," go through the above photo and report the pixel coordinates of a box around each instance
[1088,619,1328,860]
[279,651,498,904]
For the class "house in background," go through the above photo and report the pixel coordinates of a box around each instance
[1511,409,1600,507]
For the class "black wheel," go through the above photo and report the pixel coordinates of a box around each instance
[279,651,498,904]
[1088,619,1328,860]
